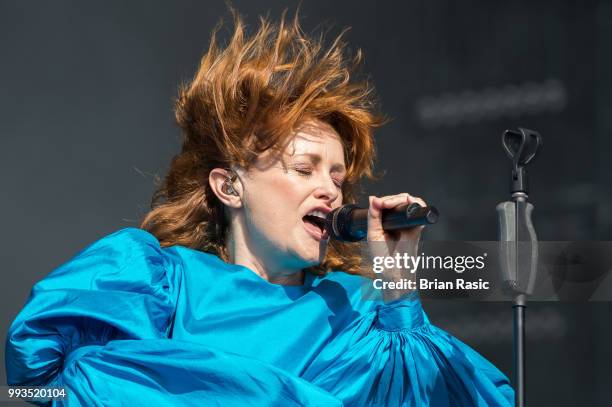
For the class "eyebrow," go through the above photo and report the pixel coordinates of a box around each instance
[291,153,346,172]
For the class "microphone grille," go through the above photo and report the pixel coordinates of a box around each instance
[325,204,362,242]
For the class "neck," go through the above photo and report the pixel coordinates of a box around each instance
[226,226,305,286]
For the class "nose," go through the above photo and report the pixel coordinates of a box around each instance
[313,174,340,203]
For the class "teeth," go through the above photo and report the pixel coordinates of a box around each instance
[306,210,326,219]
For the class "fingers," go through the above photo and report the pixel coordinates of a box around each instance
[367,193,427,242]
[374,193,427,210]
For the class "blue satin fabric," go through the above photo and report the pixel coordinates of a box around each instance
[6,228,514,406]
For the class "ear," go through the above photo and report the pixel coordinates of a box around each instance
[209,168,243,209]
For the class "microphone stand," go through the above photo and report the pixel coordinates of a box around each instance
[496,128,542,407]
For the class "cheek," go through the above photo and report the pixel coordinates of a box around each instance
[247,175,305,221]
[268,178,298,204]
[269,174,309,199]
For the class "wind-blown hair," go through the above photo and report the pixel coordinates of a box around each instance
[141,9,384,275]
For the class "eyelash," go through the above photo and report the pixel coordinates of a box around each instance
[293,167,344,188]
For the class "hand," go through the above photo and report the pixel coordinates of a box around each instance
[367,193,427,244]
[366,193,428,301]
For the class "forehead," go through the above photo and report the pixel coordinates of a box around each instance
[285,120,344,159]
[251,119,346,172]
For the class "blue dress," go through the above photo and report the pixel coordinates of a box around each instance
[6,228,514,406]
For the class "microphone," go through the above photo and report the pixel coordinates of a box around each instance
[325,202,439,242]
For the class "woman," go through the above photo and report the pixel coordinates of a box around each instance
[5,10,514,406]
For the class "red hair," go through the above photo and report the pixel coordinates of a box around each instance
[141,9,384,275]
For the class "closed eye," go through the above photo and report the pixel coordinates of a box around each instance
[294,168,313,176]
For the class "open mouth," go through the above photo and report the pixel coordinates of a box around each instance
[302,214,329,239]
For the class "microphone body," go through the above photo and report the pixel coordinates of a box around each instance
[325,203,439,242]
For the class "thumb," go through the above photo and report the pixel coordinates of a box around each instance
[367,195,385,241]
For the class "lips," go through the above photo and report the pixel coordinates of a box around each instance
[302,214,329,240]
[301,205,332,241]
[302,218,329,240]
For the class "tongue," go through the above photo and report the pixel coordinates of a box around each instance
[303,215,325,232]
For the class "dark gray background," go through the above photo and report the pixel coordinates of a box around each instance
[1,0,611,405]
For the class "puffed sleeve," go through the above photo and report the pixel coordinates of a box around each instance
[5,228,180,388]
[55,339,342,406]
[5,229,343,406]
[303,293,515,407]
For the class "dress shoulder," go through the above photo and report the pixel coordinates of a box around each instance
[6,228,181,386]
[302,276,514,406]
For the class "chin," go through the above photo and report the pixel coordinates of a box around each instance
[287,231,329,267]
[298,244,328,267]
[294,252,320,268]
